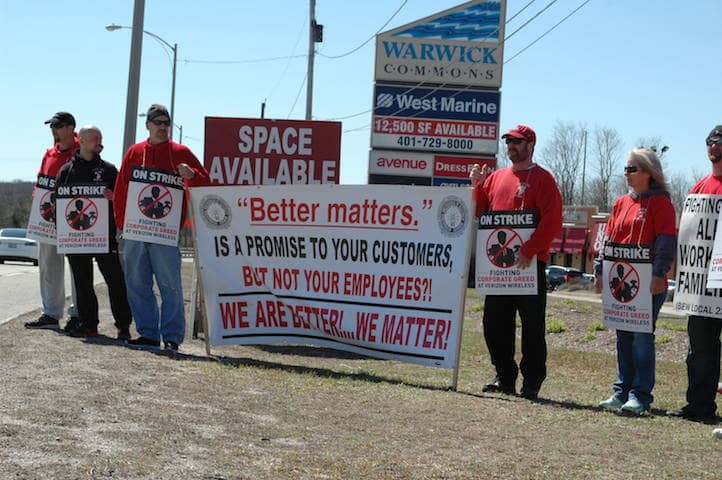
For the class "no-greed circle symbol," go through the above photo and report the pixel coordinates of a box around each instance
[39,190,56,223]
[608,261,640,303]
[485,227,521,268]
[65,197,98,231]
[138,184,172,219]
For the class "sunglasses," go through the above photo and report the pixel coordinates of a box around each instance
[505,137,524,145]
[623,166,639,173]
[706,137,722,147]
[150,119,171,126]
[50,123,68,129]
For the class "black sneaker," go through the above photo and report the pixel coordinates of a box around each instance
[69,321,99,338]
[520,388,540,400]
[63,316,81,333]
[117,328,131,341]
[164,341,179,352]
[666,405,717,422]
[482,380,516,395]
[129,336,161,347]
[24,314,59,329]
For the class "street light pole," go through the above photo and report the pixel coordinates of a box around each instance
[118,0,145,156]
[106,20,178,139]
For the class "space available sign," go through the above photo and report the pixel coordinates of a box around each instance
[372,84,500,154]
[204,117,341,186]
[375,1,506,88]
[369,149,495,186]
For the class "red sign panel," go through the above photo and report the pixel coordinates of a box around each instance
[433,155,495,179]
[204,117,341,185]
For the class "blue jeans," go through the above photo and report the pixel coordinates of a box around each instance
[612,292,666,407]
[121,239,185,344]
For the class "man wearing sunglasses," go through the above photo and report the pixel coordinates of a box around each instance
[113,104,209,352]
[469,125,563,400]
[24,112,80,331]
[667,126,722,422]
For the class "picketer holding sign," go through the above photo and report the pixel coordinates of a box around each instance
[470,125,562,400]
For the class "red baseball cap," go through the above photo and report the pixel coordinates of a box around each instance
[501,125,536,143]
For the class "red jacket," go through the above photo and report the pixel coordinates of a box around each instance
[37,135,80,179]
[473,164,562,263]
[113,139,209,231]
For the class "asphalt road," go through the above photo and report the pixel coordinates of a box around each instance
[0,259,99,326]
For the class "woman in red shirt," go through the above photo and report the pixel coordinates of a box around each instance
[594,148,677,415]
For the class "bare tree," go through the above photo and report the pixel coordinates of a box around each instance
[540,121,587,204]
[635,135,670,167]
[589,127,624,212]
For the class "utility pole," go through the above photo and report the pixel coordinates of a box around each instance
[581,129,587,204]
[305,0,316,120]
[122,0,145,155]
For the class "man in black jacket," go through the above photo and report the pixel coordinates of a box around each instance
[56,125,132,339]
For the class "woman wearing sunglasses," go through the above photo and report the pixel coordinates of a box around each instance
[594,148,677,415]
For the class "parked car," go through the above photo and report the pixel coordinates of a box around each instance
[0,228,39,265]
[666,279,676,302]
[546,265,585,291]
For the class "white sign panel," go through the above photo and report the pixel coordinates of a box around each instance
[475,209,538,295]
[602,243,653,333]
[27,174,58,244]
[375,1,506,88]
[190,184,475,369]
[55,184,109,254]
[676,194,722,317]
[122,166,184,246]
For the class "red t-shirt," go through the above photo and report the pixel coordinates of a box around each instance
[473,164,563,263]
[690,174,722,195]
[37,135,80,178]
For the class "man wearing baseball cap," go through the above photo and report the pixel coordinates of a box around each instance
[667,126,722,422]
[114,104,209,352]
[469,125,562,400]
[24,112,80,331]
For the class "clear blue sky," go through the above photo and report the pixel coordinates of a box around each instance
[1,0,720,184]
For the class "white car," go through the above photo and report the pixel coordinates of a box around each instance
[0,228,39,265]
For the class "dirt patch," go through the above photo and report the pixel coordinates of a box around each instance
[0,264,717,479]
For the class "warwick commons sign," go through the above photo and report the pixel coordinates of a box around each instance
[375,1,506,88]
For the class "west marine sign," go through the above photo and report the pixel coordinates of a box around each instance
[375,0,506,88]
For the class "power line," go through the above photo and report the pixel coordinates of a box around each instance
[504,0,559,41]
[288,72,308,118]
[317,0,408,60]
[505,0,594,64]
[182,54,306,65]
[267,14,308,102]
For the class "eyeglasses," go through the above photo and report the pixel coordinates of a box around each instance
[706,137,722,147]
[50,123,68,129]
[150,119,171,126]
[623,166,639,173]
[505,138,524,145]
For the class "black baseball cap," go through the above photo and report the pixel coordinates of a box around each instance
[707,125,722,143]
[146,104,170,122]
[44,112,76,127]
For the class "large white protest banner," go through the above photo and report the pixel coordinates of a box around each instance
[676,194,722,318]
[189,185,474,369]
[601,243,653,333]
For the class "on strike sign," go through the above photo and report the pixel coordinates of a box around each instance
[601,243,653,333]
[204,117,341,185]
[122,166,184,246]
[27,174,58,244]
[55,184,109,254]
[189,184,474,369]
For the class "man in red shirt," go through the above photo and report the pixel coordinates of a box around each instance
[470,125,563,399]
[667,126,722,422]
[24,112,79,331]
[114,104,209,352]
